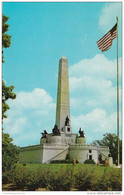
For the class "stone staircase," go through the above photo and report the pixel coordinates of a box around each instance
[98,150,108,158]
[45,145,69,163]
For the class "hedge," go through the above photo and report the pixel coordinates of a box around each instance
[3,164,122,191]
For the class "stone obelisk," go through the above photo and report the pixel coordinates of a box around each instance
[56,56,70,131]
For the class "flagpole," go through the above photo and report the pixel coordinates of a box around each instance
[116,16,119,166]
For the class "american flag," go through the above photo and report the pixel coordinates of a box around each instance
[97,23,117,52]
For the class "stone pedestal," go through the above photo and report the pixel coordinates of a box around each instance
[63,125,72,134]
[76,137,86,145]
[40,138,46,144]
[108,157,113,167]
[49,135,62,144]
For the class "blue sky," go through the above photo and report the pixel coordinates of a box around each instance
[2,2,122,147]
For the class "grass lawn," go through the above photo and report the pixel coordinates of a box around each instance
[21,163,121,176]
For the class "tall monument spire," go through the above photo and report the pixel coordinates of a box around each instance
[56,56,70,131]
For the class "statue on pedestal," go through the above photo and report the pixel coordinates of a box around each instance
[41,130,48,138]
[65,116,70,126]
[79,128,85,137]
[52,124,60,136]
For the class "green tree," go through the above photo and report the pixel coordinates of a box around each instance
[92,133,122,164]
[2,15,11,63]
[2,80,16,120]
[2,15,16,121]
[2,15,19,184]
[2,133,19,173]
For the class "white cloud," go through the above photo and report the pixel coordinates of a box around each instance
[4,88,56,146]
[69,54,122,142]
[8,88,53,109]
[69,54,122,114]
[70,54,120,80]
[70,76,113,92]
[71,109,121,143]
[71,109,116,132]
[98,2,122,32]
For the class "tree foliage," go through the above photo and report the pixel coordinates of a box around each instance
[92,133,122,163]
[2,15,11,63]
[2,15,16,120]
[2,15,19,182]
[2,133,19,173]
[2,80,16,120]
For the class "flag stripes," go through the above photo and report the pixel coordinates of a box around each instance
[97,23,117,52]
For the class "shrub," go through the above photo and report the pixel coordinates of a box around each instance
[2,169,14,184]
[84,159,96,164]
[11,164,122,191]
[25,170,40,191]
[90,175,102,191]
[13,165,28,189]
[50,159,79,164]
[91,169,122,191]
[46,166,74,191]
[66,153,70,160]
[108,170,122,191]
[13,165,51,190]
[38,168,51,188]
[91,168,111,191]
[50,159,72,164]
[92,174,110,191]
[74,167,121,191]
[74,168,95,191]
[98,154,105,164]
